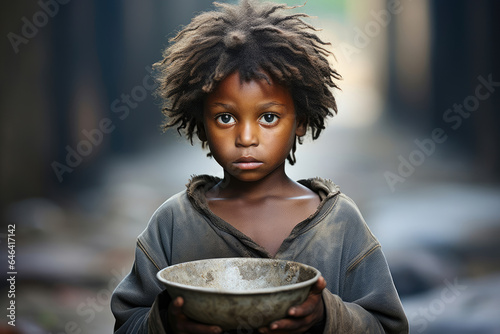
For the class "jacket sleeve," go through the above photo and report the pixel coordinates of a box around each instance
[110,241,171,333]
[321,246,408,333]
[111,196,179,333]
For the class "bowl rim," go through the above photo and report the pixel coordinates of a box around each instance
[156,257,321,295]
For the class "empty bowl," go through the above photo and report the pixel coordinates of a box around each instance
[157,257,321,330]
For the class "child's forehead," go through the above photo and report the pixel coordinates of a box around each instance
[208,70,291,98]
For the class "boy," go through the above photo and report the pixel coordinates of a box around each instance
[111,1,408,333]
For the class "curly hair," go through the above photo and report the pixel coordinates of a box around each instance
[154,0,341,164]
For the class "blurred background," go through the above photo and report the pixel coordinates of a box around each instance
[1,0,499,333]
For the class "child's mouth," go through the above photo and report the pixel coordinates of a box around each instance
[233,157,263,170]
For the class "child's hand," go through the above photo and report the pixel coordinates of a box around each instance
[257,276,327,334]
[167,297,222,334]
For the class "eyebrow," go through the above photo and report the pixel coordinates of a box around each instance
[257,102,286,110]
[210,102,232,110]
[208,101,286,111]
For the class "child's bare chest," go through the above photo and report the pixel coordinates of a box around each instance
[208,196,320,256]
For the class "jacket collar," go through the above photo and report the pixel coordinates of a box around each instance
[186,174,340,207]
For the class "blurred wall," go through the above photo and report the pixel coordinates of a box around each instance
[387,0,500,180]
[1,0,216,218]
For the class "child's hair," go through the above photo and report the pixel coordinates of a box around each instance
[154,0,341,164]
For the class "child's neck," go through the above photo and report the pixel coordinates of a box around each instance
[205,163,321,257]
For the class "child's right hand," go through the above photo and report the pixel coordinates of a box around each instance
[167,296,223,334]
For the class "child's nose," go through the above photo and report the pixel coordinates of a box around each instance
[235,122,258,147]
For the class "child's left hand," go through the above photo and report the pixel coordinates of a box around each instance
[257,276,327,334]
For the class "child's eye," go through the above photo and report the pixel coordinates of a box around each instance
[259,113,279,126]
[216,114,235,125]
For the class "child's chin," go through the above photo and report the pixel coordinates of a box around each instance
[228,171,266,182]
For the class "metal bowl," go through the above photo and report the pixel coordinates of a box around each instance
[157,257,321,330]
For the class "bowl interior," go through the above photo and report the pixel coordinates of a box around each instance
[158,258,319,293]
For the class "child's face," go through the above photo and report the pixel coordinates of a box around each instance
[202,71,305,182]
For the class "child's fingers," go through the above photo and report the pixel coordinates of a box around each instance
[310,276,327,295]
[259,316,310,334]
[257,277,326,333]
[288,276,326,317]
[174,296,184,307]
[287,296,318,318]
[170,296,184,315]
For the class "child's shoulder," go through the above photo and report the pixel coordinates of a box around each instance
[137,178,208,244]
[298,177,374,230]
[294,176,371,227]
[143,175,220,224]
[297,176,341,200]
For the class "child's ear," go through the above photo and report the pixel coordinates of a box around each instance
[295,118,307,137]
[196,122,207,141]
